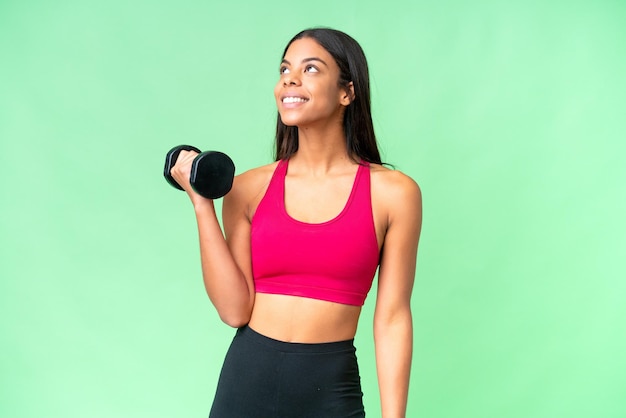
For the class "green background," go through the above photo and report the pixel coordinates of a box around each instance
[1,0,625,417]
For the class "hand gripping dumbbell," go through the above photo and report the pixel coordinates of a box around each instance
[164,145,235,199]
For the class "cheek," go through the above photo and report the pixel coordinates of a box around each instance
[321,85,345,107]
[274,81,283,100]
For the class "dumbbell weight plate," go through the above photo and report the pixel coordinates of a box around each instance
[190,151,235,199]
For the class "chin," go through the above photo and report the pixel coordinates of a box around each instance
[279,115,303,127]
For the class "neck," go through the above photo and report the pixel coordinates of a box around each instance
[291,122,353,172]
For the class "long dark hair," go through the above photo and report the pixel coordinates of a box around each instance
[274,28,382,165]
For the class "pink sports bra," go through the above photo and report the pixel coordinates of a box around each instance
[251,159,380,306]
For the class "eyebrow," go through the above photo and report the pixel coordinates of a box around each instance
[281,57,329,67]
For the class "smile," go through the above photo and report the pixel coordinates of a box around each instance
[282,96,309,104]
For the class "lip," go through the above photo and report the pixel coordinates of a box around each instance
[279,92,309,106]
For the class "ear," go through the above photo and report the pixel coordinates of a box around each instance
[340,82,355,106]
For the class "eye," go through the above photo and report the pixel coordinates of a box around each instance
[304,65,319,73]
[279,66,290,75]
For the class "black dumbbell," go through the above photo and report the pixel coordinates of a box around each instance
[164,145,235,199]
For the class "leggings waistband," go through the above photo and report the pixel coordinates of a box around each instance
[238,325,355,354]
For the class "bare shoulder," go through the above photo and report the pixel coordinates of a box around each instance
[225,161,279,220]
[369,163,422,206]
[369,164,422,254]
[234,162,279,192]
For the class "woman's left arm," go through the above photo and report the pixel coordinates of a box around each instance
[373,171,422,418]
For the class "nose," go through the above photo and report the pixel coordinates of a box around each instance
[283,73,300,86]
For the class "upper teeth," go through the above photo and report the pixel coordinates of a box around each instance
[283,97,307,103]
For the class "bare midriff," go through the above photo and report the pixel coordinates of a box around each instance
[248,293,362,343]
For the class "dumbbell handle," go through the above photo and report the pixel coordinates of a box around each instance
[164,145,202,191]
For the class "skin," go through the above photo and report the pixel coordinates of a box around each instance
[170,37,422,418]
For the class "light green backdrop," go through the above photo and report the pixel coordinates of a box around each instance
[1,1,625,417]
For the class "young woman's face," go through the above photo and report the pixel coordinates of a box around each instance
[274,37,352,128]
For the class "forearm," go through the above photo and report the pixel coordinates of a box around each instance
[194,202,254,327]
[374,310,413,418]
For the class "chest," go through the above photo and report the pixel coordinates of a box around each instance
[283,173,355,224]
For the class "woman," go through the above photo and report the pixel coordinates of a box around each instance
[171,28,422,418]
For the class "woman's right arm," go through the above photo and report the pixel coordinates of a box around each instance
[171,150,255,327]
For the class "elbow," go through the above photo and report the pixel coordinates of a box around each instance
[221,314,250,328]
[374,305,413,334]
[209,289,254,328]
[217,304,253,328]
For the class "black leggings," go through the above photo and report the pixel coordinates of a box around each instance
[209,325,365,418]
